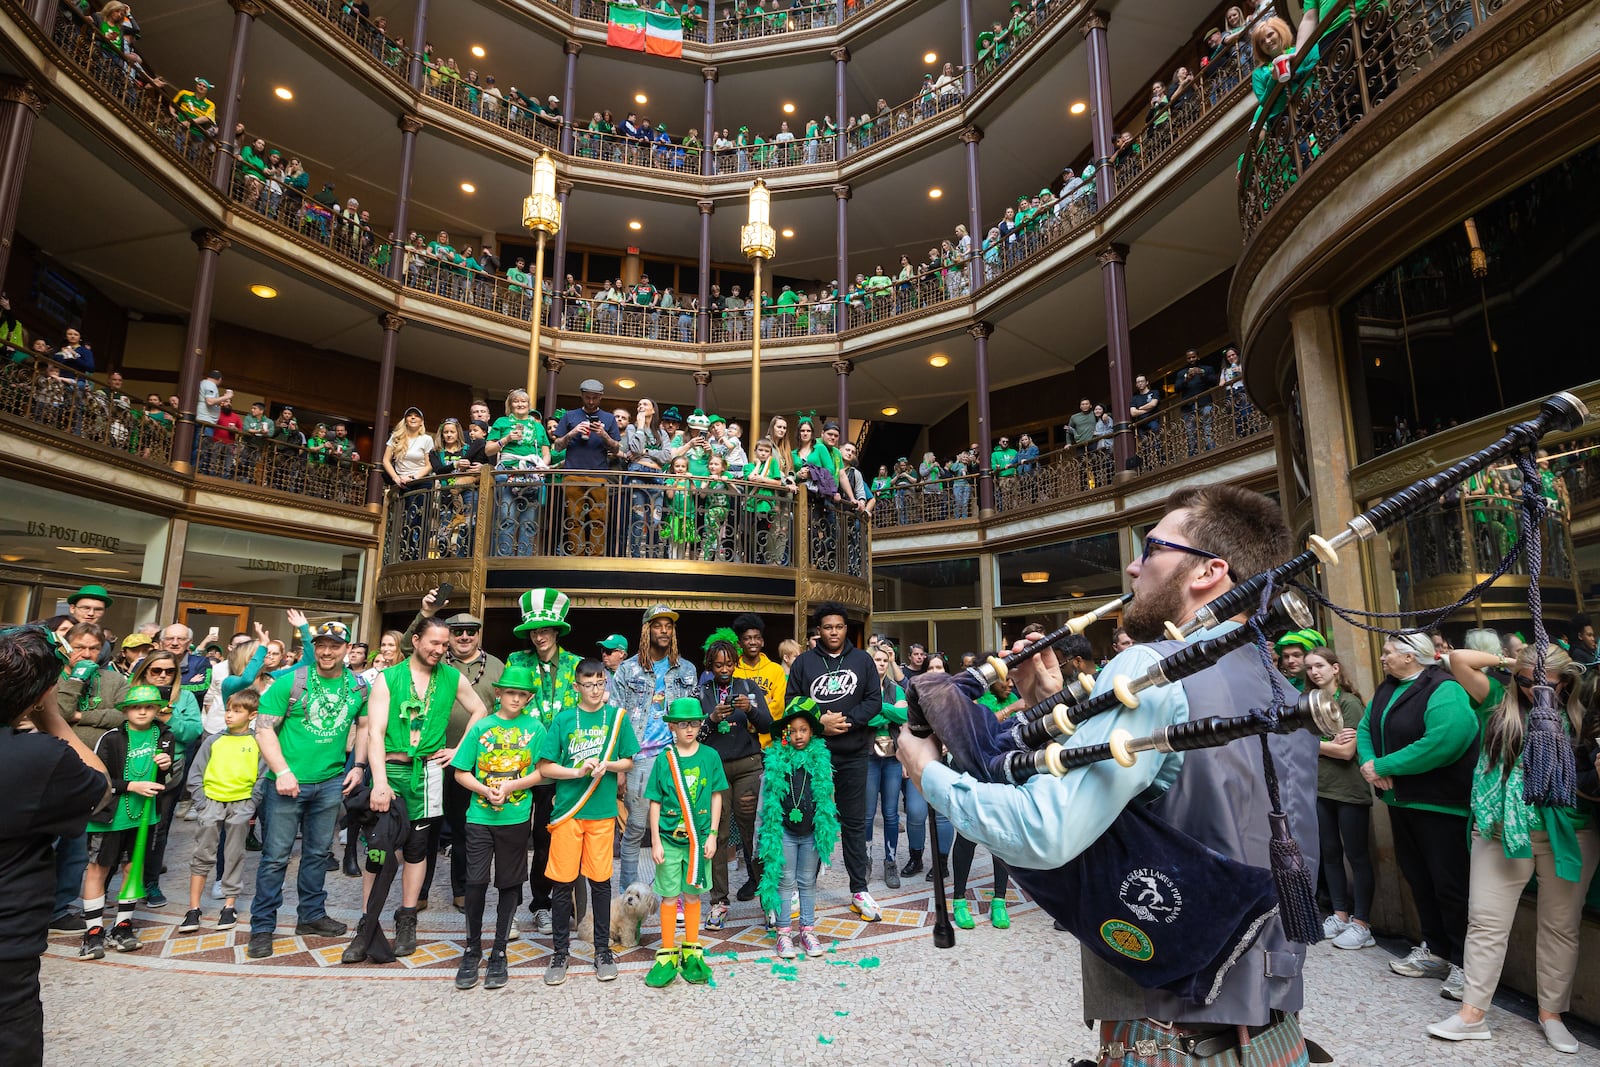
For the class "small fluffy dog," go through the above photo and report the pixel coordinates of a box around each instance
[570,882,658,949]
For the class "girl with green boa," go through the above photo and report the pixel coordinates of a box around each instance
[756,700,839,959]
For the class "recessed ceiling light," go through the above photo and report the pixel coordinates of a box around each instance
[628,220,642,230]
[1069,101,1087,115]
[782,102,795,114]
[1021,570,1051,584]
[0,553,23,562]
[881,406,899,417]
[274,86,293,101]
[615,378,637,389]
[780,228,795,238]
[928,354,949,367]
[250,284,277,299]
[85,566,129,575]
[635,93,648,105]
[924,52,938,64]
[460,182,476,194]
[928,187,942,199]
[470,45,486,58]
[57,546,114,555]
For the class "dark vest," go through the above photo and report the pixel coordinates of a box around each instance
[1368,665,1477,807]
[1078,636,1321,1028]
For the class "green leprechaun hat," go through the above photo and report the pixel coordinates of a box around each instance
[118,684,167,709]
[514,588,572,635]
[493,665,539,692]
[662,696,706,723]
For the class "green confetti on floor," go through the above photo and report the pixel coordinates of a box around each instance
[825,959,853,967]
[834,1010,850,1017]
[858,957,881,969]
[817,1036,834,1045]
[837,981,847,988]
[827,941,838,953]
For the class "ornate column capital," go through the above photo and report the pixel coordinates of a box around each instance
[0,77,47,115]
[556,179,574,196]
[543,356,566,373]
[1097,242,1129,267]
[692,370,712,387]
[1081,9,1109,36]
[379,312,405,332]
[697,199,715,215]
[829,46,850,63]
[564,39,584,56]
[832,184,851,201]
[831,359,853,377]
[230,0,267,17]
[397,114,424,134]
[192,229,231,255]
[966,321,993,341]
[958,125,983,145]
[701,65,719,82]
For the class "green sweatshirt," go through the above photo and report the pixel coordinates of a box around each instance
[1356,675,1478,816]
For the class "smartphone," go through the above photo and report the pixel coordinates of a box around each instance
[436,582,454,606]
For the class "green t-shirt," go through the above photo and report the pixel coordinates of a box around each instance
[539,703,641,822]
[259,667,367,784]
[90,725,161,832]
[644,742,729,837]
[1317,690,1373,807]
[489,415,549,460]
[992,446,1019,476]
[450,712,546,826]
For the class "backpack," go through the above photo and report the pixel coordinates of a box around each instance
[286,665,369,717]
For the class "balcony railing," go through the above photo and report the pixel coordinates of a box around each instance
[382,466,868,581]
[973,0,1076,87]
[1238,0,1506,239]
[1110,43,1252,197]
[986,193,1098,281]
[49,6,216,176]
[403,257,545,323]
[196,432,370,507]
[229,164,392,276]
[423,72,563,150]
[1400,496,1575,592]
[0,359,174,466]
[573,125,704,174]
[1131,383,1271,476]
[712,134,837,173]
[709,1,840,43]
[844,82,964,159]
[556,297,694,343]
[842,262,970,331]
[300,0,410,82]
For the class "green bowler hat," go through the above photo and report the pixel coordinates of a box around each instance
[119,684,167,709]
[68,584,114,607]
[514,588,572,636]
[493,665,539,692]
[662,697,706,723]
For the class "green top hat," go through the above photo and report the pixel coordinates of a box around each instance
[514,588,572,636]
[119,684,167,709]
[662,697,706,723]
[493,665,539,692]
[68,584,113,607]
[778,696,823,735]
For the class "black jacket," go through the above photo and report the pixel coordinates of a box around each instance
[784,643,882,758]
[697,677,770,762]
[88,720,178,824]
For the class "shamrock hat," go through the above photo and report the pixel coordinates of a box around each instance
[779,696,823,735]
[118,684,167,709]
[662,697,706,723]
[69,584,114,607]
[514,587,572,636]
[687,409,711,431]
[1274,628,1326,652]
[493,665,539,692]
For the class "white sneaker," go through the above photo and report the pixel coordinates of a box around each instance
[1391,942,1450,979]
[1427,1013,1490,1041]
[1332,923,1374,950]
[1322,915,1349,940]
[851,890,882,922]
[507,922,520,942]
[1441,964,1465,1001]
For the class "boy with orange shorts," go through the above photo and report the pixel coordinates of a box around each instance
[536,658,638,986]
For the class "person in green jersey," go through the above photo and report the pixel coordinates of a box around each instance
[488,388,550,557]
[249,622,370,959]
[449,665,546,991]
[79,685,177,959]
[643,697,728,988]
[537,658,639,986]
[356,618,490,961]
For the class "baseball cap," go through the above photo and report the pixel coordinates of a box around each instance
[642,604,679,624]
[311,621,351,644]
[597,634,628,652]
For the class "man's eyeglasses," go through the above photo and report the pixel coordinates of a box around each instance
[1140,536,1221,567]
[577,680,608,691]
[448,627,478,637]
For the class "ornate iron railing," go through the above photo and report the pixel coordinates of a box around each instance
[842,262,970,331]
[229,163,392,276]
[1131,382,1271,476]
[423,70,564,150]
[301,0,410,82]
[843,81,963,158]
[196,432,370,506]
[711,134,836,173]
[1400,495,1575,589]
[0,359,174,465]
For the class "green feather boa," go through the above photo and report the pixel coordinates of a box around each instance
[756,737,839,917]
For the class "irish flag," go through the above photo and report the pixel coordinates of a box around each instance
[607,4,684,58]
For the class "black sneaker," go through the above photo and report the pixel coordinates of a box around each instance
[484,951,509,990]
[454,949,482,990]
[144,887,167,909]
[295,915,348,937]
[245,830,262,852]
[393,909,418,956]
[247,932,274,959]
[339,940,367,965]
[736,878,758,902]
[50,913,87,934]
[216,907,238,931]
[109,920,142,952]
[80,926,106,959]
[178,909,203,934]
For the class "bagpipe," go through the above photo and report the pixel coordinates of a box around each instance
[904,390,1588,994]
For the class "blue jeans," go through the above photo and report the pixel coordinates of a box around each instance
[1182,402,1214,456]
[494,475,540,556]
[950,481,972,519]
[904,780,952,855]
[864,754,902,863]
[778,829,820,928]
[250,776,344,935]
[53,832,89,920]
[618,752,659,889]
[626,464,665,558]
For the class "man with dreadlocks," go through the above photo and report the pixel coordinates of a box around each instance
[697,628,772,928]
[613,604,700,889]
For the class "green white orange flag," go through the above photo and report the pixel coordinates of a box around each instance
[608,4,684,58]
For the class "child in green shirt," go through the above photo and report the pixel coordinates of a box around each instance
[644,698,728,988]
[450,665,546,991]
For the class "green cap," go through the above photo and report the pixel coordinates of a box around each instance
[1274,628,1326,652]
[662,697,705,723]
[119,684,166,709]
[597,634,629,652]
[68,584,113,607]
[514,588,572,636]
[493,665,539,692]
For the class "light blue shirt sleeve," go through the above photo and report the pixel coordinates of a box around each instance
[919,643,1191,871]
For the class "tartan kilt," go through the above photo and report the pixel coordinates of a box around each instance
[1095,1012,1308,1067]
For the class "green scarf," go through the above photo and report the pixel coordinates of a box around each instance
[756,737,839,917]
